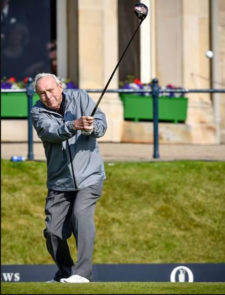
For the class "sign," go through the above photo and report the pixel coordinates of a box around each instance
[1,264,225,282]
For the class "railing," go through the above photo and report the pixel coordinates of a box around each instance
[2,78,225,160]
[86,78,225,158]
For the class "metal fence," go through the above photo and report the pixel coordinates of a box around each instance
[2,78,225,160]
[87,79,225,159]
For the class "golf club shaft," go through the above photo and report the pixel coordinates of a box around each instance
[91,19,143,116]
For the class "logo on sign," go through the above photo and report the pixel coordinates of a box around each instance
[170,266,194,282]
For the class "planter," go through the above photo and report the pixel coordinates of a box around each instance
[119,94,188,123]
[1,92,39,118]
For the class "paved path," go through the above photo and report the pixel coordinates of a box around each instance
[2,142,225,162]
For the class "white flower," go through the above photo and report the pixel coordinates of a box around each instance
[11,83,20,89]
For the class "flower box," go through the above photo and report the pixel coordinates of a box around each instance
[1,92,40,118]
[1,76,78,118]
[119,94,188,123]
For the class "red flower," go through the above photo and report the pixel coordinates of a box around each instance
[167,84,175,89]
[8,77,16,83]
[23,77,29,83]
[134,78,142,85]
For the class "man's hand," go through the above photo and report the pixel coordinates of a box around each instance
[73,116,94,133]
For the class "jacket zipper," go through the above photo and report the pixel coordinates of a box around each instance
[42,101,77,190]
[67,140,77,190]
[63,115,77,190]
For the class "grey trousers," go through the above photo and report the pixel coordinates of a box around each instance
[43,182,103,282]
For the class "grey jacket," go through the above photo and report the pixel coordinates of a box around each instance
[31,89,107,191]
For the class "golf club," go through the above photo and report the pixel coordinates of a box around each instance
[90,2,148,116]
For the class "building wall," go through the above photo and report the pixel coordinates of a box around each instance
[156,0,183,87]
[78,0,123,142]
[76,0,220,144]
[2,0,225,144]
[218,0,225,143]
[155,0,216,144]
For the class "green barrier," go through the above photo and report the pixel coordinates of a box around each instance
[1,92,188,122]
[1,92,40,117]
[119,94,188,123]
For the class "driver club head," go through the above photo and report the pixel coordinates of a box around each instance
[134,3,148,21]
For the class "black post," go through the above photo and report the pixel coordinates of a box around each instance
[26,77,34,160]
[152,78,160,159]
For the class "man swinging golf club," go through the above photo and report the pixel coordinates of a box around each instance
[31,2,148,283]
[31,73,107,283]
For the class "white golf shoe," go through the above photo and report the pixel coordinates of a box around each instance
[60,274,90,283]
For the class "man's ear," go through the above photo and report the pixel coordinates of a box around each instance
[58,83,63,91]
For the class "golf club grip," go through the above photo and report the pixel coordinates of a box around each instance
[91,19,144,117]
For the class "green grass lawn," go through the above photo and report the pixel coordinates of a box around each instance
[2,282,225,294]
[2,159,225,265]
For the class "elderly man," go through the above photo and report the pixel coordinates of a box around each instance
[31,73,107,283]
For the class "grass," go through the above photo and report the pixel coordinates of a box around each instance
[1,159,225,264]
[2,282,225,294]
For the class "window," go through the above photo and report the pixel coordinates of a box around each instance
[1,0,56,80]
[118,0,140,84]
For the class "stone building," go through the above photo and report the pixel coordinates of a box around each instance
[1,0,225,144]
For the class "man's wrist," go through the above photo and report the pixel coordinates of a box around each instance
[67,121,77,132]
[72,121,77,130]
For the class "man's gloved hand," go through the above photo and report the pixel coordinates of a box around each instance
[81,130,93,135]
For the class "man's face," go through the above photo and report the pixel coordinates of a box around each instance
[36,76,63,111]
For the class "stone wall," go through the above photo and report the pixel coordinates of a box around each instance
[78,0,123,142]
[155,0,217,144]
